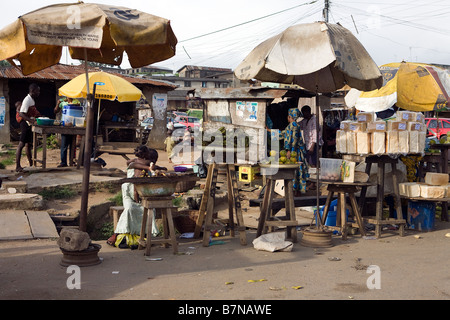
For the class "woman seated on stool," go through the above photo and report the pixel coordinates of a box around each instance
[107,145,167,249]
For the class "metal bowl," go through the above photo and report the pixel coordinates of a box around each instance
[134,181,179,197]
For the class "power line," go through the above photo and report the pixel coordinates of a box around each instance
[179,0,318,43]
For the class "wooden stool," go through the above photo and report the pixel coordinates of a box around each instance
[138,197,178,256]
[320,182,368,240]
[344,154,407,238]
[257,164,299,243]
[109,206,124,231]
[194,163,247,247]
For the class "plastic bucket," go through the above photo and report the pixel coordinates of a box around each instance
[316,199,349,226]
[407,201,435,231]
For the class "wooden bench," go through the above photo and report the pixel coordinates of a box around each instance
[250,195,333,215]
[250,195,379,216]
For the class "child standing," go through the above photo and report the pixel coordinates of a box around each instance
[164,129,176,163]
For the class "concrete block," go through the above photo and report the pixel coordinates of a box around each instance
[0,194,44,211]
[0,211,33,240]
[25,211,59,239]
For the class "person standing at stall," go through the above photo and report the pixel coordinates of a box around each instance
[54,97,81,167]
[299,105,323,168]
[283,108,309,196]
[16,83,41,172]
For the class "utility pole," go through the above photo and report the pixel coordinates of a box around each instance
[323,0,330,22]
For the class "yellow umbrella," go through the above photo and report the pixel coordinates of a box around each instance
[59,71,144,155]
[0,2,177,233]
[59,71,144,102]
[346,62,450,112]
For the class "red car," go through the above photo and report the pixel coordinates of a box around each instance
[175,115,201,128]
[425,118,450,138]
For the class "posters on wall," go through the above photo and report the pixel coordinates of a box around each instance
[0,97,5,126]
[152,93,167,120]
[236,101,258,122]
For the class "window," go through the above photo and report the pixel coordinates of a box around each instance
[443,120,450,128]
[202,81,207,88]
[428,120,437,129]
[184,81,191,87]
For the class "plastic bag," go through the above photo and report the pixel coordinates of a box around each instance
[252,232,293,252]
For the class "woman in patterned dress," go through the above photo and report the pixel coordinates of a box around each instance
[283,108,309,196]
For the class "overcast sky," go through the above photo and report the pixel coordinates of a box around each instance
[1,0,449,72]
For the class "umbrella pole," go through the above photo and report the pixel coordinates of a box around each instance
[80,50,93,233]
[315,93,322,228]
[94,99,102,159]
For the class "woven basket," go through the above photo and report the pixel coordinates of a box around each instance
[175,180,197,193]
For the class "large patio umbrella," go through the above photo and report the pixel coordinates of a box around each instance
[0,2,177,232]
[59,71,144,157]
[346,62,450,113]
[235,21,382,229]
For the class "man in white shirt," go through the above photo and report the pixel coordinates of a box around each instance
[15,83,40,172]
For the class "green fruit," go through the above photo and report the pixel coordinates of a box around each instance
[429,139,436,145]
[290,151,297,158]
[280,150,287,157]
[269,150,277,157]
[279,156,287,163]
[290,157,297,163]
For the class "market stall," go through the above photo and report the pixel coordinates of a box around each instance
[335,109,448,236]
[32,123,86,170]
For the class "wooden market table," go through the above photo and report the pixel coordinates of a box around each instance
[32,125,86,169]
[428,144,450,221]
[342,154,407,238]
[102,123,141,143]
[319,180,372,240]
[257,164,301,243]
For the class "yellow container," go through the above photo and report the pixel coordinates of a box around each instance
[239,165,261,183]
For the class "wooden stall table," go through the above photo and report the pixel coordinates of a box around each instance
[257,163,300,243]
[342,154,407,238]
[429,144,450,221]
[418,153,442,180]
[138,196,178,256]
[32,125,86,169]
[102,123,140,143]
[319,180,371,240]
[194,162,247,247]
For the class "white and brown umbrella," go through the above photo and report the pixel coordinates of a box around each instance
[0,2,177,232]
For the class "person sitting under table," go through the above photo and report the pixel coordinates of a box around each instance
[107,145,167,249]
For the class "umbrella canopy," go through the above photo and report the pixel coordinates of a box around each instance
[0,2,177,233]
[235,22,382,93]
[235,21,382,229]
[0,2,177,75]
[59,71,144,102]
[346,62,450,112]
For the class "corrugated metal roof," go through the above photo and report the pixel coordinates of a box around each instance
[0,64,177,89]
[194,87,315,100]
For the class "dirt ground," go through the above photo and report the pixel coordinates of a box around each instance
[1,147,450,303]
